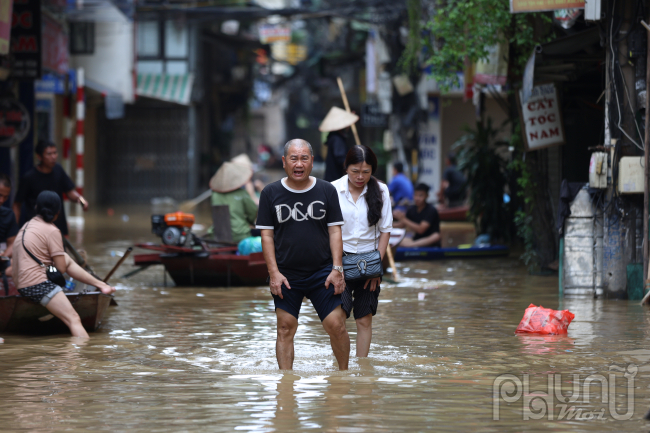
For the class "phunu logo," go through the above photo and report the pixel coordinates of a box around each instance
[275,201,326,223]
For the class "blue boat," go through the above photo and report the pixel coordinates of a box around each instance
[394,245,510,261]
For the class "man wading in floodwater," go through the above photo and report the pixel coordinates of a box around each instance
[256,139,350,370]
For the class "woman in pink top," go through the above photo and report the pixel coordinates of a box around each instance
[13,191,115,338]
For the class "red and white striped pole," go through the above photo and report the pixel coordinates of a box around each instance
[75,68,85,206]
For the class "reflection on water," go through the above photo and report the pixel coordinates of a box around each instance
[1,208,650,431]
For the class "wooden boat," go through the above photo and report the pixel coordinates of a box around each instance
[133,243,268,287]
[0,277,113,334]
[395,244,509,261]
[437,204,469,221]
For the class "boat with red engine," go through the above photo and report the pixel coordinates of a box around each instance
[132,243,268,287]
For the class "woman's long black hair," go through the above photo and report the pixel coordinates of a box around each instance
[35,190,61,223]
[344,145,383,226]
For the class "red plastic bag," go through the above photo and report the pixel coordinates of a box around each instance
[515,304,575,335]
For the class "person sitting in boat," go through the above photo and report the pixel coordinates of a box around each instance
[436,152,467,208]
[393,183,441,248]
[0,173,19,278]
[210,160,259,246]
[332,144,392,358]
[388,162,414,208]
[12,191,115,339]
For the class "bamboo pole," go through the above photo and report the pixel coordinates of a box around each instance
[336,77,361,147]
[336,76,399,282]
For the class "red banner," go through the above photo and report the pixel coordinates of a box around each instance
[42,14,68,75]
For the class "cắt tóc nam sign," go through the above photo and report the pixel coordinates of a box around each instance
[517,83,565,151]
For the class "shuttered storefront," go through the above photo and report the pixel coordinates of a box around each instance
[97,102,189,204]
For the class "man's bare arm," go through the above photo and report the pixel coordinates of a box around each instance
[325,225,345,295]
[12,202,20,224]
[261,229,290,298]
[67,189,89,210]
[399,216,430,235]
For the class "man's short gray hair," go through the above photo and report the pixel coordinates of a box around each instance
[283,139,313,158]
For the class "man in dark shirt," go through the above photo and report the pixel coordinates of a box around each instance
[0,174,19,278]
[437,153,467,208]
[13,140,88,236]
[257,138,350,370]
[393,183,441,247]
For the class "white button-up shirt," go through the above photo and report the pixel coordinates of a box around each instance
[332,175,393,253]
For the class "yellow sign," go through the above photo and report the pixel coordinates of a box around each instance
[510,0,584,13]
[271,43,307,65]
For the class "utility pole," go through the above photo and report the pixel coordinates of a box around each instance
[643,15,650,291]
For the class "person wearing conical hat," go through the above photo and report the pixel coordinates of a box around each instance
[319,107,358,182]
[230,153,265,205]
[209,161,258,244]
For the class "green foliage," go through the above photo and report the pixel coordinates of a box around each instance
[420,0,552,89]
[398,0,423,75]
[454,118,511,241]
[508,122,540,272]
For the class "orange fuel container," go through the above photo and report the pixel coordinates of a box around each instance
[164,212,195,227]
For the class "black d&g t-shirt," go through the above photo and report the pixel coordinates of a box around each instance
[256,177,344,281]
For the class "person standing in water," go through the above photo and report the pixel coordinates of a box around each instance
[332,145,392,357]
[256,139,350,370]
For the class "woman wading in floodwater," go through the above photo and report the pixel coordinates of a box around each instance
[12,191,115,338]
[332,145,392,357]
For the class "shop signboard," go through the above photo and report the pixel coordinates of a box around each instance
[42,14,68,75]
[418,96,441,203]
[10,0,41,79]
[0,98,31,147]
[35,71,75,94]
[517,83,565,151]
[474,39,509,86]
[259,24,291,44]
[361,102,387,127]
[0,0,13,55]
[510,0,584,13]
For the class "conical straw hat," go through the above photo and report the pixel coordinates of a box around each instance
[319,106,359,132]
[210,161,253,193]
[231,153,253,170]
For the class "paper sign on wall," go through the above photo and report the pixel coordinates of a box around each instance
[518,83,565,151]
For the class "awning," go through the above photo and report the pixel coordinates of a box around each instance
[136,74,194,106]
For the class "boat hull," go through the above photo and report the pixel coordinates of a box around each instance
[395,245,509,261]
[160,252,268,286]
[437,205,469,221]
[0,291,113,334]
[133,244,268,287]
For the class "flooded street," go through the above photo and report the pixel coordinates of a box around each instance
[2,208,650,431]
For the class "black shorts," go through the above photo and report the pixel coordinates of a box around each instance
[18,281,63,306]
[341,278,380,320]
[273,265,343,322]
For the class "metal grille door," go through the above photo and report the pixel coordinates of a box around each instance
[98,104,189,204]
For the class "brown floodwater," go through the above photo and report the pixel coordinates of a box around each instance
[2,206,650,431]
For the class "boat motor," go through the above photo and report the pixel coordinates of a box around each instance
[151,212,196,246]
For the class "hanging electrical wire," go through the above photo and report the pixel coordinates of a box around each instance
[608,0,645,151]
